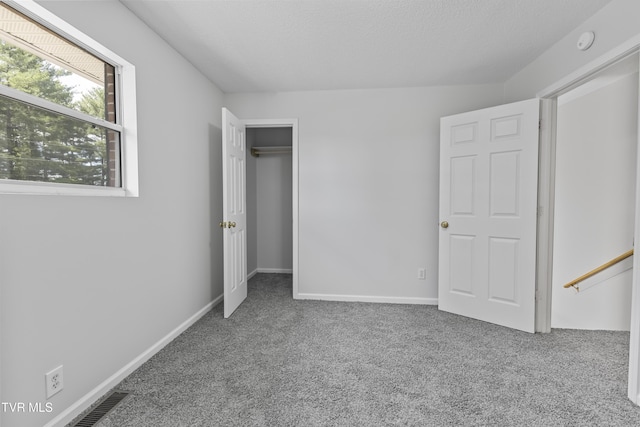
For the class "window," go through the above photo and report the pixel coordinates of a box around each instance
[0,0,138,196]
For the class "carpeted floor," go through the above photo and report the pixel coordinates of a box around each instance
[92,273,640,426]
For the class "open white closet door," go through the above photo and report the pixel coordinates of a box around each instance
[438,99,540,333]
[222,108,248,318]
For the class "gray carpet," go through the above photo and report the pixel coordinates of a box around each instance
[92,273,640,426]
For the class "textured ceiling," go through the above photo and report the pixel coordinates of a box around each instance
[120,0,613,93]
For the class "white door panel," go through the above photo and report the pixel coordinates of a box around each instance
[439,99,540,333]
[222,108,248,318]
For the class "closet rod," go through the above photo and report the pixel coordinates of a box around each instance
[250,146,292,157]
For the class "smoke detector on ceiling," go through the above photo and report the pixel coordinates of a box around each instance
[577,32,595,51]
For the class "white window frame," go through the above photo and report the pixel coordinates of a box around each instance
[0,0,138,197]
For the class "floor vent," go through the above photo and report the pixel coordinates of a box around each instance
[72,390,130,427]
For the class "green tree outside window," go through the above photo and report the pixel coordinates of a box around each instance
[0,41,110,186]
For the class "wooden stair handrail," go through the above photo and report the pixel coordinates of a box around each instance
[564,249,634,290]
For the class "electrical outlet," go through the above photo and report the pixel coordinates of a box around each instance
[417,268,426,280]
[45,365,64,399]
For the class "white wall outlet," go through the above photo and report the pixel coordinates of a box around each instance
[417,268,426,280]
[45,365,64,399]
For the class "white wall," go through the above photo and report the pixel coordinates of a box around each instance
[503,0,640,332]
[225,85,504,302]
[552,72,638,330]
[0,2,224,426]
[505,0,640,101]
[257,155,293,271]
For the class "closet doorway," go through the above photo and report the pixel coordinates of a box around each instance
[245,120,298,296]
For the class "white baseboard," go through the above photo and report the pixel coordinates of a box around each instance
[248,268,292,279]
[45,294,224,427]
[257,268,293,274]
[296,292,437,305]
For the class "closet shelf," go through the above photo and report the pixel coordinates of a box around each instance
[250,146,292,157]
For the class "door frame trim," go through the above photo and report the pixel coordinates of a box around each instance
[535,35,640,405]
[534,97,557,334]
[244,118,299,298]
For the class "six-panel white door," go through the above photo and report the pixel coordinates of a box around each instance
[438,99,540,333]
[222,108,248,318]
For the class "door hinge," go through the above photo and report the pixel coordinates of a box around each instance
[538,119,542,130]
[537,206,544,217]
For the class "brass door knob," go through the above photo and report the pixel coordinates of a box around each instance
[229,221,237,228]
[219,221,227,228]
[440,221,449,229]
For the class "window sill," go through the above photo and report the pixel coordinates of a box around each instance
[0,180,134,197]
